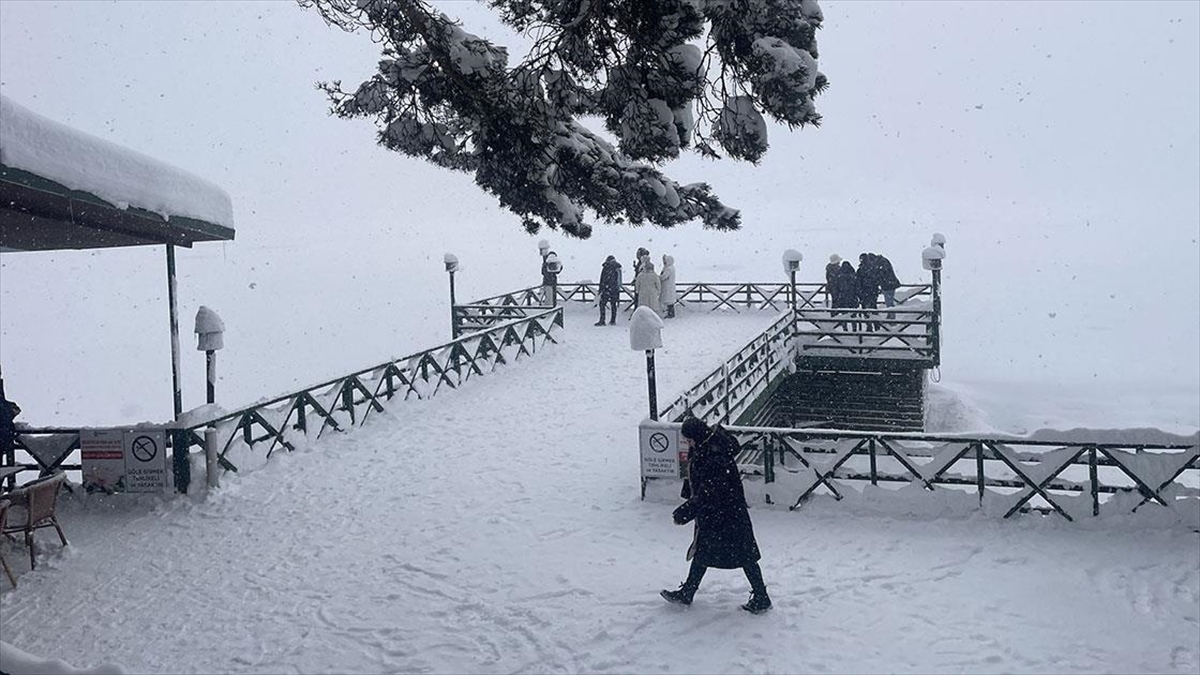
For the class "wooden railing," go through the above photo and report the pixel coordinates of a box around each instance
[658,311,797,425]
[453,282,935,335]
[792,305,938,365]
[2,308,564,491]
[653,423,1200,522]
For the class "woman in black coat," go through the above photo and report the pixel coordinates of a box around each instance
[661,417,771,614]
[596,256,622,326]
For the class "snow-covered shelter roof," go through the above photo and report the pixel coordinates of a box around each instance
[0,94,234,252]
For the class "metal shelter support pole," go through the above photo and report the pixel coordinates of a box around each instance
[166,244,182,420]
[789,269,797,311]
[645,349,658,420]
[448,269,458,339]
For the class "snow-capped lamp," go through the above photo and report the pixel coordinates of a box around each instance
[922,242,946,271]
[537,239,550,259]
[781,249,803,310]
[194,306,225,405]
[194,306,224,352]
[930,232,946,252]
[629,306,664,420]
[444,253,460,339]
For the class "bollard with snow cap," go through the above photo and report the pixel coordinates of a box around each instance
[194,306,225,493]
[922,235,947,366]
[781,249,803,310]
[629,306,664,420]
[445,253,460,338]
[194,306,225,405]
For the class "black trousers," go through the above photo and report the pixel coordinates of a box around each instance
[682,558,767,595]
[599,299,617,323]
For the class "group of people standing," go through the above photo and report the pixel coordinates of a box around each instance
[594,247,676,326]
[825,251,901,310]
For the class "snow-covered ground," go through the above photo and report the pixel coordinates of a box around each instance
[2,305,1197,675]
[1,1,1197,672]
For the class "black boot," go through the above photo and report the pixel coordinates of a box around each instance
[663,561,706,606]
[595,307,607,326]
[660,585,695,606]
[741,590,772,614]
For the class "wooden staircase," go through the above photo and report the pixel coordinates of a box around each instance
[751,368,926,431]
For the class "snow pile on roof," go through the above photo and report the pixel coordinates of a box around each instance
[0,94,233,228]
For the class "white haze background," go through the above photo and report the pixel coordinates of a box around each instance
[0,0,1197,430]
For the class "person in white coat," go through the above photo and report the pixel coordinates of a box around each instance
[635,260,662,316]
[659,254,677,318]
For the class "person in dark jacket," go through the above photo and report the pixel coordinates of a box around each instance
[829,261,859,309]
[824,254,842,307]
[541,251,562,306]
[596,256,622,326]
[661,417,771,614]
[828,260,858,332]
[857,253,879,310]
[875,253,901,309]
[856,253,881,332]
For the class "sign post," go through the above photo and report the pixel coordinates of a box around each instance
[639,420,681,500]
[81,427,173,494]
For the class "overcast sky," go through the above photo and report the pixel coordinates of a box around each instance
[1,0,1198,423]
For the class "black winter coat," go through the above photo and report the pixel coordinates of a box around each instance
[877,256,900,291]
[673,427,762,569]
[829,270,859,308]
[599,260,622,301]
[856,267,879,308]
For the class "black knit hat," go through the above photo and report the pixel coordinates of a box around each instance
[680,417,710,442]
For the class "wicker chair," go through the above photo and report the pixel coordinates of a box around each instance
[0,499,15,587]
[1,472,69,570]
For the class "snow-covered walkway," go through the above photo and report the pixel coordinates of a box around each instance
[1,307,1197,674]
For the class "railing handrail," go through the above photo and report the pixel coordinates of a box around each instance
[178,307,563,433]
[659,309,797,424]
[466,282,933,308]
[641,419,1199,521]
[3,306,567,492]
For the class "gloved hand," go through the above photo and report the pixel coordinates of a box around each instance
[672,503,690,525]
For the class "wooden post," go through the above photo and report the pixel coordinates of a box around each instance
[295,397,307,433]
[205,427,220,490]
[171,429,190,494]
[1089,446,1099,517]
[869,437,878,485]
[975,442,985,506]
[342,383,355,425]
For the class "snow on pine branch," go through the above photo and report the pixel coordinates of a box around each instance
[301,0,827,238]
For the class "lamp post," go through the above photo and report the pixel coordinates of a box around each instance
[922,236,947,367]
[194,306,225,491]
[193,306,225,405]
[629,306,664,420]
[781,249,803,311]
[444,253,460,339]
